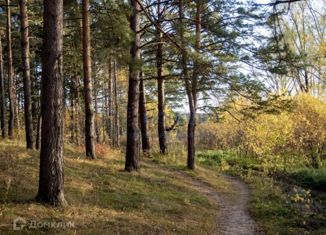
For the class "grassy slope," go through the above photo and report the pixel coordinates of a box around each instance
[0,140,217,235]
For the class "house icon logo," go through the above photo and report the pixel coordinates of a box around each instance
[13,217,27,231]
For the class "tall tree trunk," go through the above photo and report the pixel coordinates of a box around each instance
[93,80,100,143]
[101,79,106,143]
[125,0,141,171]
[188,0,202,170]
[70,79,75,143]
[104,79,109,143]
[139,71,150,153]
[35,112,41,150]
[156,0,167,154]
[15,77,20,139]
[6,0,15,139]
[36,0,66,206]
[32,59,40,147]
[187,106,196,170]
[82,0,96,158]
[179,0,201,170]
[113,60,120,148]
[107,53,113,142]
[20,0,34,149]
[75,76,81,145]
[0,35,6,138]
[33,61,41,150]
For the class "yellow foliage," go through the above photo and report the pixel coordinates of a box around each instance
[320,42,326,56]
[291,94,326,156]
[197,94,326,165]
[244,113,294,156]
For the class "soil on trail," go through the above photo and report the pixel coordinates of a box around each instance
[212,174,262,235]
[150,162,262,235]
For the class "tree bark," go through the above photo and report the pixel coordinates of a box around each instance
[113,59,120,148]
[93,79,100,143]
[70,79,75,143]
[36,0,66,206]
[82,0,96,158]
[35,113,41,150]
[32,59,40,148]
[15,77,20,139]
[0,35,6,138]
[107,53,113,142]
[20,0,34,149]
[75,76,81,146]
[139,71,150,153]
[125,0,141,171]
[6,0,15,139]
[101,78,106,143]
[156,0,167,154]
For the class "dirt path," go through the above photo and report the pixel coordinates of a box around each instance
[149,162,261,235]
[212,174,261,235]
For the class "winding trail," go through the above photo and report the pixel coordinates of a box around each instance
[149,162,262,235]
[212,174,261,235]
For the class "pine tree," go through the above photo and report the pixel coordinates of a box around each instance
[125,0,141,171]
[20,0,34,149]
[6,0,15,138]
[36,0,67,206]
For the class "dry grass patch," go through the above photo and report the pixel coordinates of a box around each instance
[0,140,216,234]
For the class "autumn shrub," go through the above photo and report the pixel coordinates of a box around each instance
[290,94,326,168]
[95,144,112,158]
[196,94,326,168]
[243,113,293,158]
[197,118,245,151]
[287,168,326,191]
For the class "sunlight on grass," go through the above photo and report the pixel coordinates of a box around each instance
[0,140,216,234]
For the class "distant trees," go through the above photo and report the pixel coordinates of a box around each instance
[36,0,66,206]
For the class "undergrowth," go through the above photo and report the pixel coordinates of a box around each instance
[196,150,326,235]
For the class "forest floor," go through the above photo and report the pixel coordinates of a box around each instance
[0,139,259,235]
[149,161,261,235]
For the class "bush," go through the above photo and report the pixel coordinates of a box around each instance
[288,168,326,191]
[197,150,225,166]
[196,94,326,168]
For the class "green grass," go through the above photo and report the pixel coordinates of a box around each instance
[286,168,326,191]
[196,150,326,235]
[0,140,217,234]
[245,172,308,235]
